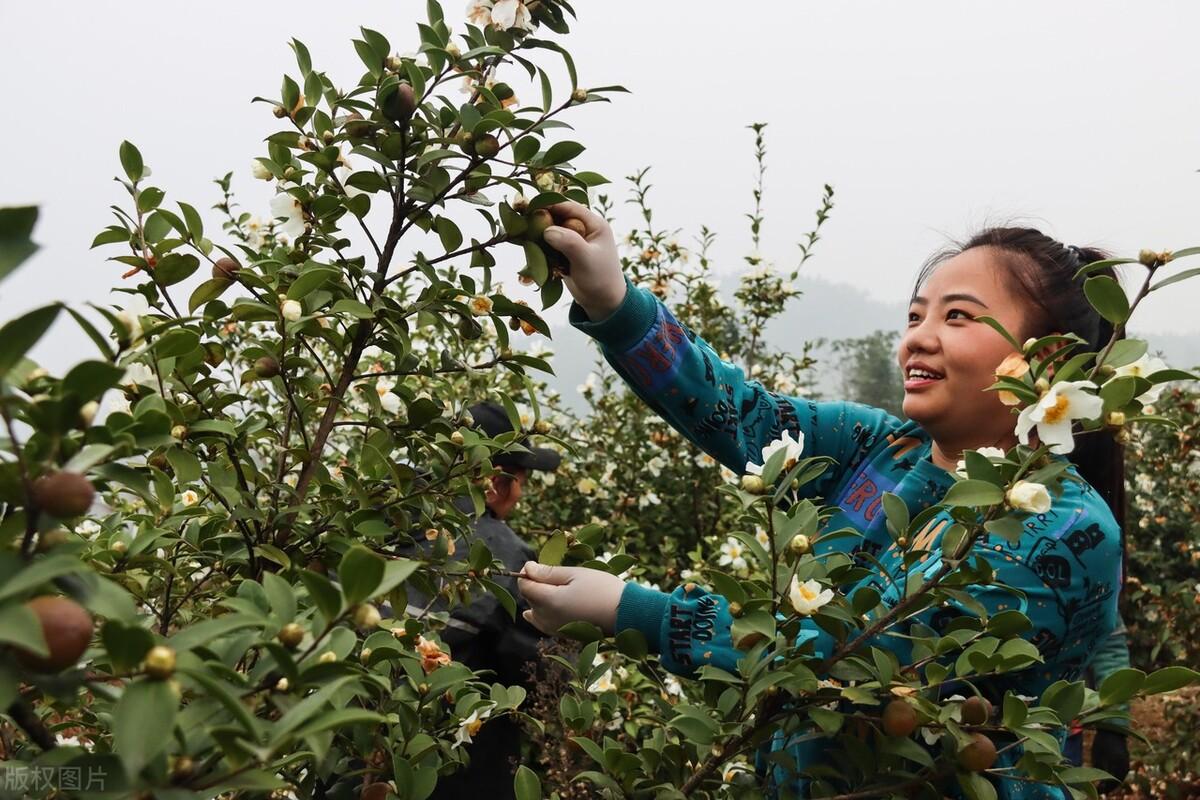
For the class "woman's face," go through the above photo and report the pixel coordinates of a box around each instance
[898,247,1036,449]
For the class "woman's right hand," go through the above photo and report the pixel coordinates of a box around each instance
[544,201,626,321]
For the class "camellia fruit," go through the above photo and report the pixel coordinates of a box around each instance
[277,623,305,649]
[527,209,554,242]
[143,645,177,679]
[787,534,812,556]
[881,699,919,737]
[961,695,992,726]
[211,257,240,279]
[471,134,500,159]
[31,471,95,518]
[254,356,281,378]
[36,528,71,552]
[15,596,93,673]
[562,218,588,238]
[957,733,998,771]
[382,82,417,123]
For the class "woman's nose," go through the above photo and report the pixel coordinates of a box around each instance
[901,318,939,355]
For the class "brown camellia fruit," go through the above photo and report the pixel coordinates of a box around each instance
[527,209,553,242]
[562,218,588,238]
[31,471,95,518]
[211,257,240,279]
[471,134,500,159]
[360,782,394,800]
[382,82,416,123]
[957,732,998,771]
[881,699,919,737]
[961,695,992,726]
[254,356,281,379]
[15,596,93,673]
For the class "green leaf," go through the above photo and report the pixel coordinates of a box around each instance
[63,361,124,402]
[189,278,233,312]
[153,253,199,286]
[614,628,648,659]
[166,447,201,484]
[1098,668,1146,706]
[975,315,1021,350]
[542,141,585,165]
[557,621,603,642]
[0,602,47,656]
[262,572,297,623]
[0,554,87,603]
[0,206,39,283]
[1083,275,1130,325]
[300,569,343,621]
[119,141,144,182]
[1150,266,1200,292]
[513,765,542,800]
[539,530,568,566]
[168,614,262,652]
[100,619,154,673]
[340,546,385,604]
[287,266,339,300]
[114,678,179,778]
[941,480,1004,508]
[0,304,61,380]
[1143,666,1200,695]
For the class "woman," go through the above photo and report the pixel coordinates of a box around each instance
[518,206,1125,798]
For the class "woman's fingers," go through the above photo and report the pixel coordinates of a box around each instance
[542,226,588,261]
[547,200,609,238]
[520,561,572,585]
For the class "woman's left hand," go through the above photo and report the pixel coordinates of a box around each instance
[517,562,625,636]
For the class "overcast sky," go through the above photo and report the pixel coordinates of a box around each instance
[2,1,1198,373]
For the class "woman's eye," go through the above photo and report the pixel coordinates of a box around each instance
[906,312,920,325]
[947,309,971,321]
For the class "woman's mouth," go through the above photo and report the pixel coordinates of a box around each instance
[904,366,944,391]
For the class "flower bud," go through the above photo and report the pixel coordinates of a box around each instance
[171,425,188,440]
[445,43,462,59]
[450,431,465,446]
[322,130,335,144]
[277,623,305,649]
[740,475,766,494]
[533,419,551,434]
[787,534,811,556]
[111,539,128,554]
[1034,377,1050,395]
[143,645,177,679]
[1138,249,1161,268]
[354,603,382,629]
[273,105,288,118]
[570,88,588,103]
[1106,410,1126,427]
[317,650,337,664]
[275,677,290,692]
[79,401,99,427]
[1022,337,1038,353]
[360,647,373,664]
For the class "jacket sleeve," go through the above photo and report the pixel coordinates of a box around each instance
[616,482,1123,684]
[570,282,901,498]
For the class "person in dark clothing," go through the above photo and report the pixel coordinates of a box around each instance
[418,402,560,799]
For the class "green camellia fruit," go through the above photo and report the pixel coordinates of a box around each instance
[15,596,93,673]
[277,623,305,649]
[31,472,95,518]
[957,733,998,771]
[527,209,554,242]
[254,356,280,378]
[471,134,500,159]
[143,645,177,679]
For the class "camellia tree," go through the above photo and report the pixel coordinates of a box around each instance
[0,2,629,797]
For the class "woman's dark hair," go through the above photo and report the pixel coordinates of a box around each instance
[914,227,1126,532]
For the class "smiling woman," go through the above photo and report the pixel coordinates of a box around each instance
[515,209,1144,798]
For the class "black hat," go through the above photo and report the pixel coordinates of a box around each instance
[467,402,561,472]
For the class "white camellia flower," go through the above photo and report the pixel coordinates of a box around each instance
[745,429,805,476]
[490,0,532,31]
[638,491,662,508]
[646,456,665,478]
[1006,480,1052,514]
[180,489,200,507]
[114,293,151,343]
[453,706,493,748]
[576,477,597,495]
[269,191,307,240]
[663,675,684,698]
[121,362,157,391]
[469,295,493,316]
[75,520,101,539]
[281,299,303,322]
[954,446,1007,478]
[754,527,770,548]
[1114,354,1170,403]
[380,392,401,415]
[465,0,493,26]
[251,160,272,181]
[1014,380,1103,455]
[788,577,834,615]
[333,151,367,198]
[718,537,748,573]
[695,452,718,469]
[588,668,616,694]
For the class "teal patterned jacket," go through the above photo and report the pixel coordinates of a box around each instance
[570,282,1123,799]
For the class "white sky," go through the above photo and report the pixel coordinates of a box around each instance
[2,1,1198,372]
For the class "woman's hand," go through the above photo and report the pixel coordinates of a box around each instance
[517,562,625,636]
[544,201,626,321]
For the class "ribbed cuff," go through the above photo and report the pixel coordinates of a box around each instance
[615,582,670,654]
[568,278,660,354]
